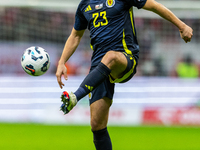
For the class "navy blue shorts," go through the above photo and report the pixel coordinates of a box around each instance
[89,52,137,105]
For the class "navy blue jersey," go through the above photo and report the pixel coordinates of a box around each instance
[74,0,147,67]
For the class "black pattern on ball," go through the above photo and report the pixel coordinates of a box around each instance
[25,64,35,75]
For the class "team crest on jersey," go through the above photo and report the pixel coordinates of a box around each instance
[106,0,115,8]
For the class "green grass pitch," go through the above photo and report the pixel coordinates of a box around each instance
[0,123,200,150]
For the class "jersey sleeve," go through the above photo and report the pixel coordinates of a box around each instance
[74,4,88,31]
[125,0,147,9]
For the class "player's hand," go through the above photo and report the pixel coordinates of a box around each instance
[179,24,193,43]
[56,63,68,89]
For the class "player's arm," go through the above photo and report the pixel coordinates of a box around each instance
[56,28,85,88]
[142,0,193,43]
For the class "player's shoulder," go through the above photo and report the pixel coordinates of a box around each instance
[78,0,90,7]
[77,0,90,11]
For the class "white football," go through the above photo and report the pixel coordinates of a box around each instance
[21,46,50,76]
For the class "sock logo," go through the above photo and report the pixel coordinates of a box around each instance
[85,85,93,91]
[88,92,92,99]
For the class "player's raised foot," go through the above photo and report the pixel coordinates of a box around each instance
[60,91,77,114]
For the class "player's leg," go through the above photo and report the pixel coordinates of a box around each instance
[60,61,112,114]
[60,51,136,114]
[101,51,128,79]
[74,51,127,100]
[74,62,111,100]
[90,97,112,150]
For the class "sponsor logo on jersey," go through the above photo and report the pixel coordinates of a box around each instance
[106,0,115,8]
[95,3,103,10]
[85,5,92,12]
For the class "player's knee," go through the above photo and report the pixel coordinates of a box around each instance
[91,119,100,131]
[91,119,106,131]
[106,51,119,62]
[101,51,119,68]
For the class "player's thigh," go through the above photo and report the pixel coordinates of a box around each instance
[90,97,112,131]
[101,51,127,78]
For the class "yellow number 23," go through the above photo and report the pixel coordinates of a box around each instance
[92,11,108,28]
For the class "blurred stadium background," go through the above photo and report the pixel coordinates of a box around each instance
[1,0,200,149]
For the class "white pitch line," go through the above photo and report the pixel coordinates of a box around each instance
[0,87,77,93]
[0,86,200,93]
[0,97,196,104]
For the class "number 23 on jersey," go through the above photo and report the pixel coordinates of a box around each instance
[92,11,108,28]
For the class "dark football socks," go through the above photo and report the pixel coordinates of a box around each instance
[74,62,111,101]
[92,127,112,150]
